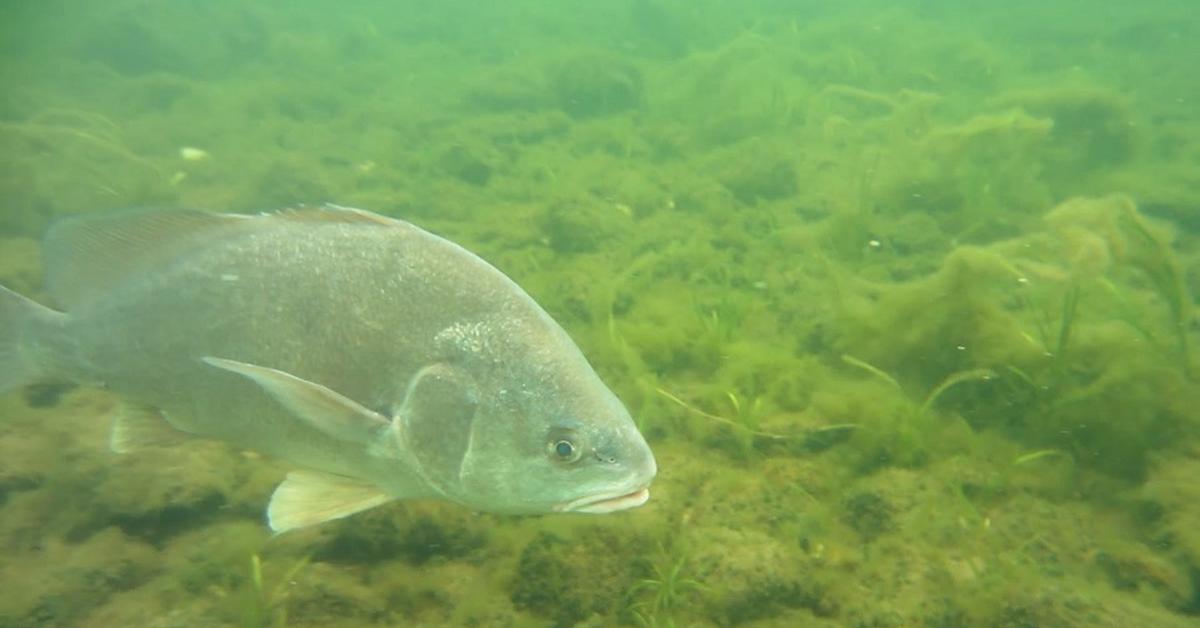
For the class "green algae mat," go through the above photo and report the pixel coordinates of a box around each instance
[2,1,1199,626]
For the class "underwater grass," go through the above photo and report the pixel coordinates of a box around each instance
[2,2,1199,627]
[1116,204,1193,375]
[1053,282,1080,367]
[240,552,311,628]
[0,109,164,179]
[840,354,902,391]
[655,386,790,441]
[1012,448,1074,467]
[843,353,995,421]
[628,548,706,628]
[919,368,996,419]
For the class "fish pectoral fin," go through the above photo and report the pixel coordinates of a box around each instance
[202,357,388,444]
[109,400,193,453]
[268,470,392,533]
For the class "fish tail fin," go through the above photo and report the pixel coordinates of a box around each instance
[0,285,67,395]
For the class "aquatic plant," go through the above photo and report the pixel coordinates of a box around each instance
[840,354,901,390]
[1000,86,1140,178]
[1115,202,1193,374]
[549,50,644,118]
[835,354,1000,472]
[239,552,311,628]
[1012,448,1073,468]
[841,354,995,422]
[654,386,788,441]
[919,368,996,419]
[0,109,163,179]
[1039,194,1193,373]
[841,491,895,541]
[512,529,647,626]
[629,547,706,627]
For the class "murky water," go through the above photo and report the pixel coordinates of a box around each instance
[1,1,1198,626]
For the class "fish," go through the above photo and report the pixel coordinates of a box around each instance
[0,205,657,532]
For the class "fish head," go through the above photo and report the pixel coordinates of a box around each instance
[455,373,658,516]
[391,329,656,515]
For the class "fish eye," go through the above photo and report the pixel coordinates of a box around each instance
[549,438,581,462]
[546,426,584,463]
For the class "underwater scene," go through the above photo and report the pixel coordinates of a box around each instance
[2,0,1199,626]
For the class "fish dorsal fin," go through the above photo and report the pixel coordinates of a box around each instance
[43,209,247,309]
[273,204,404,227]
[43,206,403,310]
[268,470,392,533]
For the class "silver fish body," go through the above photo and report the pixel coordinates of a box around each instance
[0,206,656,531]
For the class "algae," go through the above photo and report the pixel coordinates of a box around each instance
[2,1,1200,627]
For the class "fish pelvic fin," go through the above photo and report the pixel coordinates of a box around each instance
[109,400,194,453]
[0,285,67,395]
[202,356,390,444]
[268,470,392,533]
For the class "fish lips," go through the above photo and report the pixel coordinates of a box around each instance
[555,485,651,514]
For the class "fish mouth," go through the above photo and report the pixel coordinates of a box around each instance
[556,486,651,514]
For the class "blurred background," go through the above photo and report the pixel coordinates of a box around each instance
[1,1,1198,626]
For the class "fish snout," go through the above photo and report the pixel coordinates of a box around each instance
[555,483,651,514]
[557,431,656,514]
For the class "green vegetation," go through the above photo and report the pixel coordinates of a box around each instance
[239,553,311,628]
[1,1,1199,627]
[628,547,706,627]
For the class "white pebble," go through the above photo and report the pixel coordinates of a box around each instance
[179,146,210,161]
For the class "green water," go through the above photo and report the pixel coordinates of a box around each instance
[2,1,1199,625]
